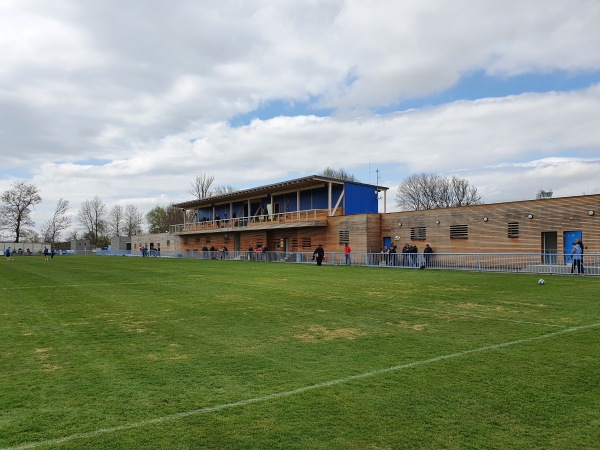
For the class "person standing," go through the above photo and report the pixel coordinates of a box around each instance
[575,238,585,274]
[5,247,14,261]
[570,242,582,274]
[344,243,352,265]
[423,244,433,267]
[389,244,398,266]
[312,244,325,266]
[43,246,49,261]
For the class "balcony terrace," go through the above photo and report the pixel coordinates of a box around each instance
[171,209,330,235]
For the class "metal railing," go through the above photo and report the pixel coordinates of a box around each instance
[95,250,599,275]
[170,209,327,234]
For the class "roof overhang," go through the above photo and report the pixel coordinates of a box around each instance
[173,175,388,210]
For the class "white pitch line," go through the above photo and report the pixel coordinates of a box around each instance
[3,322,599,450]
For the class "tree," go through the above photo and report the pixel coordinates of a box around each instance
[211,185,237,196]
[146,204,184,234]
[320,167,359,182]
[77,196,107,246]
[66,229,79,241]
[40,198,71,245]
[447,176,482,207]
[124,204,144,236]
[395,173,482,211]
[189,173,215,199]
[107,204,125,237]
[0,180,42,243]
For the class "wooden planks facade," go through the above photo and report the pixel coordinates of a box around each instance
[176,194,599,256]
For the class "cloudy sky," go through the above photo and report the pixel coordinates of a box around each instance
[1,0,599,235]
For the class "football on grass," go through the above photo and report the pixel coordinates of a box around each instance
[538,279,545,285]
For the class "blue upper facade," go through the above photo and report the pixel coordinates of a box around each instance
[175,175,387,222]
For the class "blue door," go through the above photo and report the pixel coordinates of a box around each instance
[563,230,582,263]
[383,237,391,250]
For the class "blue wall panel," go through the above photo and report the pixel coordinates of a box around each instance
[345,183,378,214]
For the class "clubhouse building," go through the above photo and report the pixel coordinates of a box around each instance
[169,175,599,259]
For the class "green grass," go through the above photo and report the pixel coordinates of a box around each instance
[1,256,599,449]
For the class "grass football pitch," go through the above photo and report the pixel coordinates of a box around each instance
[1,255,599,449]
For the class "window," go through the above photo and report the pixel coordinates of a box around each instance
[508,222,519,238]
[338,230,350,244]
[411,227,427,240]
[166,240,170,246]
[302,238,312,249]
[183,237,188,245]
[450,224,468,239]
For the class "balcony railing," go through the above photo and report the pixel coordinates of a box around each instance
[170,209,329,234]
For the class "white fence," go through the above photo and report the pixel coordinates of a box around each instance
[92,249,599,275]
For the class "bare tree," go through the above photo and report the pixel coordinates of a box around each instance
[108,204,125,237]
[320,167,359,182]
[124,204,144,236]
[211,185,237,196]
[77,196,107,246]
[189,173,215,199]
[0,180,42,242]
[40,198,71,245]
[395,173,482,211]
[395,173,440,211]
[449,176,482,207]
[66,229,79,241]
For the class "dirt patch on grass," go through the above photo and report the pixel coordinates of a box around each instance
[295,325,365,343]
[35,348,62,371]
[456,302,517,313]
[386,321,428,331]
[500,301,548,308]
[34,348,52,360]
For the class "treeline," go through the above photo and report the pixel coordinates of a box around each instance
[1,170,483,247]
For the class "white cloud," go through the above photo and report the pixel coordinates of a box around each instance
[0,0,599,234]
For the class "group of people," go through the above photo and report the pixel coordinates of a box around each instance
[247,244,269,261]
[140,246,160,257]
[5,246,55,261]
[201,244,229,259]
[377,243,434,267]
[312,243,352,266]
[570,238,585,274]
[312,242,435,267]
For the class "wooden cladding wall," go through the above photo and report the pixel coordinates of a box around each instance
[381,194,599,254]
[177,194,599,256]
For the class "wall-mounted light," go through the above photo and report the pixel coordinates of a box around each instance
[398,222,402,227]
[589,210,595,216]
[483,217,488,222]
[570,217,574,220]
[435,220,440,224]
[527,214,534,219]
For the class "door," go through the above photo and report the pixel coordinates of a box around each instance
[541,232,557,264]
[563,230,582,264]
[234,233,241,252]
[383,237,391,250]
